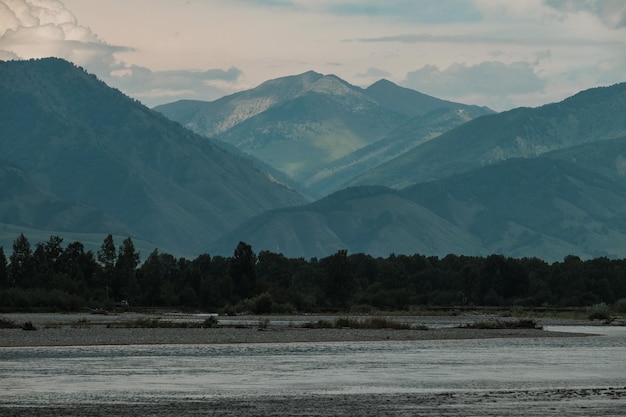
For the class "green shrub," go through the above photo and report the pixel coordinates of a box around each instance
[302,317,419,330]
[613,299,626,315]
[252,293,274,314]
[203,316,219,328]
[71,318,90,328]
[108,319,206,328]
[0,318,20,329]
[460,319,542,330]
[587,303,611,321]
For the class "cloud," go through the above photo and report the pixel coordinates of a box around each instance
[544,0,626,29]
[402,61,545,110]
[0,0,129,67]
[356,67,391,79]
[323,0,482,23]
[0,0,243,106]
[351,32,625,47]
[107,65,243,106]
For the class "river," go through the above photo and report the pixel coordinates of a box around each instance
[0,325,624,416]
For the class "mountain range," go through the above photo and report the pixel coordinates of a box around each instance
[211,136,626,261]
[349,82,626,188]
[155,72,492,197]
[2,57,626,262]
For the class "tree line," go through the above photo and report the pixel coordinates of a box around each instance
[1,234,625,313]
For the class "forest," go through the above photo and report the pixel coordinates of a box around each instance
[1,234,625,313]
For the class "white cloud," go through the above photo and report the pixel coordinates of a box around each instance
[0,0,243,106]
[0,0,127,68]
[402,61,545,111]
[108,65,243,106]
[355,67,391,80]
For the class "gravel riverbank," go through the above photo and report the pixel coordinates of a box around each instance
[0,312,592,346]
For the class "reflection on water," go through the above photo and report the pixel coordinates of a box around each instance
[1,326,624,405]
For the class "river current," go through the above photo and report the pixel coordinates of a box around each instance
[1,325,624,407]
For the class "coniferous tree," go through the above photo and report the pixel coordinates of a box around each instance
[115,237,140,301]
[0,246,8,288]
[97,234,117,299]
[138,249,163,306]
[322,249,354,308]
[9,234,33,288]
[230,241,257,300]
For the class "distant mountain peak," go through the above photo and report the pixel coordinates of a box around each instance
[364,78,492,117]
[305,74,364,98]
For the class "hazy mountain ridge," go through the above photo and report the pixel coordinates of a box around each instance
[211,186,484,259]
[401,146,626,259]
[209,134,626,261]
[350,82,626,188]
[304,106,489,196]
[365,78,492,117]
[213,78,405,182]
[0,58,306,255]
[157,72,492,196]
[155,70,325,137]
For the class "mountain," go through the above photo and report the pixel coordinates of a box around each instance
[0,161,131,235]
[154,71,325,137]
[209,136,626,261]
[210,186,484,259]
[0,160,163,257]
[364,78,491,117]
[212,75,404,184]
[0,58,306,255]
[156,73,492,196]
[303,106,489,196]
[350,82,626,189]
[401,142,626,260]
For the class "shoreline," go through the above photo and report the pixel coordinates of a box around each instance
[0,312,595,347]
[2,388,625,417]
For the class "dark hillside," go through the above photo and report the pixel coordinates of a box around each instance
[0,58,306,255]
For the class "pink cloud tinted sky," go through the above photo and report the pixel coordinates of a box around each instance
[1,0,625,110]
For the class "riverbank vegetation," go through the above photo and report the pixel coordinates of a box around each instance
[1,234,626,315]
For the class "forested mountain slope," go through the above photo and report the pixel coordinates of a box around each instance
[0,58,306,255]
[350,82,626,189]
[210,136,626,261]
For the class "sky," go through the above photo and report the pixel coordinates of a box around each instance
[1,0,625,111]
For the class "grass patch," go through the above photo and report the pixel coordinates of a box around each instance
[0,318,21,329]
[106,318,217,329]
[302,317,425,330]
[70,318,90,329]
[459,319,542,330]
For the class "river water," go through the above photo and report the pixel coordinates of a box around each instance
[1,326,624,411]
